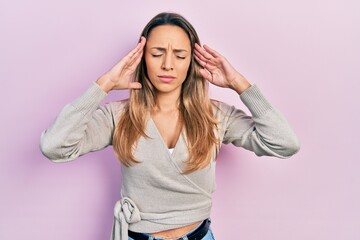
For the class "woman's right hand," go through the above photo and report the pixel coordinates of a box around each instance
[96,37,146,93]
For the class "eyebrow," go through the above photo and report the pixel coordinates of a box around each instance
[150,47,188,53]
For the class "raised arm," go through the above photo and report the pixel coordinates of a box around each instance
[40,84,114,162]
[195,43,300,158]
[216,86,300,158]
[40,37,146,162]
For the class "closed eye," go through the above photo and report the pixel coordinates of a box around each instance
[152,54,186,59]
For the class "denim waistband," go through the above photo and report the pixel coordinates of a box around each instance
[132,218,210,240]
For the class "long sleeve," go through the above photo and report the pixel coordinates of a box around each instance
[218,84,300,158]
[40,83,117,162]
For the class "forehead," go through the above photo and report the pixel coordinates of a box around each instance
[146,25,191,49]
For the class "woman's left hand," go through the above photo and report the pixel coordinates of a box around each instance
[194,43,251,94]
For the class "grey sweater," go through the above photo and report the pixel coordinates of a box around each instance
[40,83,300,239]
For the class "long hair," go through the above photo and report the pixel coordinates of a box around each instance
[113,12,220,174]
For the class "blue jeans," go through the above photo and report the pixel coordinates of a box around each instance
[128,219,215,240]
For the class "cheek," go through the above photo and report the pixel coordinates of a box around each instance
[145,56,157,76]
[178,60,191,77]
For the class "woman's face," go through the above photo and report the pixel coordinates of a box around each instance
[145,25,191,95]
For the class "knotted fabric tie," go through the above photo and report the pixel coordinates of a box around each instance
[112,197,141,240]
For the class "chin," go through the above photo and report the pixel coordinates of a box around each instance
[153,84,182,94]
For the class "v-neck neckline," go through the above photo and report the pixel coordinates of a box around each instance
[149,117,184,157]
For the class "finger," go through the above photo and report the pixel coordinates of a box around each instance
[194,48,207,61]
[194,43,209,59]
[139,36,146,46]
[128,82,142,89]
[128,37,146,64]
[113,47,140,70]
[194,54,207,68]
[130,45,143,60]
[203,44,221,58]
[194,43,213,60]
[114,38,146,69]
[127,44,141,59]
[127,38,146,60]
[199,68,213,83]
[195,48,216,67]
[127,48,143,67]
[130,49,144,67]
[136,37,146,53]
[127,39,146,64]
[194,51,206,66]
[195,51,216,71]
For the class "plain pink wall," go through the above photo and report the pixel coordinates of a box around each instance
[1,0,359,239]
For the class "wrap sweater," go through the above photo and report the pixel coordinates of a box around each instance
[40,83,300,239]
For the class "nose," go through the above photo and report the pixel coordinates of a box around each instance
[162,54,173,70]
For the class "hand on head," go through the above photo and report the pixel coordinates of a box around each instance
[194,43,251,94]
[97,37,251,95]
[97,37,147,93]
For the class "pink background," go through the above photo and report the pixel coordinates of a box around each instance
[1,0,359,239]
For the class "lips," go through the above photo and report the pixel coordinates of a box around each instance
[158,75,175,83]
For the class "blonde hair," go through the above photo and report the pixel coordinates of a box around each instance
[113,12,220,174]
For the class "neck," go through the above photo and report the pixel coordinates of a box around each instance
[153,89,181,113]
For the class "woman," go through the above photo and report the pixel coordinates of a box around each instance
[40,12,300,240]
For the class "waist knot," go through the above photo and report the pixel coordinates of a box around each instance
[112,197,141,240]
